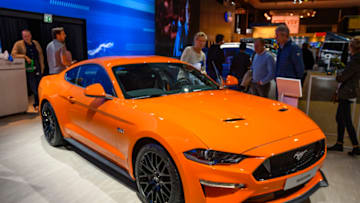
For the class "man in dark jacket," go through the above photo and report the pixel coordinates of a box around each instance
[206,34,225,81]
[275,25,304,79]
[301,43,315,84]
[328,37,360,156]
[302,43,315,70]
[230,42,250,84]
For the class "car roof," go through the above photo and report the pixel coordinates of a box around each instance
[71,56,186,70]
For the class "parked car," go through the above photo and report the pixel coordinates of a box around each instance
[318,41,349,71]
[39,56,328,203]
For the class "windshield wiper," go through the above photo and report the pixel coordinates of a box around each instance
[133,94,166,99]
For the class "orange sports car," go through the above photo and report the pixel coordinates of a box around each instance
[39,56,328,203]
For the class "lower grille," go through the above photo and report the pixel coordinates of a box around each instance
[244,182,307,203]
[253,139,325,181]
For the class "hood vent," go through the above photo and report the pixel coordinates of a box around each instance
[224,118,245,122]
[278,108,288,112]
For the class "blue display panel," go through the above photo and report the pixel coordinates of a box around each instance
[0,0,155,58]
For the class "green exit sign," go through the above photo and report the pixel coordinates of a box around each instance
[44,14,53,23]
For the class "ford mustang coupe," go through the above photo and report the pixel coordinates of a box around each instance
[39,56,328,203]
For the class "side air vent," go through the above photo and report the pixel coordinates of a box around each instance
[224,118,245,122]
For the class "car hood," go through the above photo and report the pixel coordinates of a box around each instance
[132,89,319,154]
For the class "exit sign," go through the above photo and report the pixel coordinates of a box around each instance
[44,14,53,23]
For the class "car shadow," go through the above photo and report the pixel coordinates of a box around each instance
[40,135,138,202]
[65,142,138,191]
[0,112,39,127]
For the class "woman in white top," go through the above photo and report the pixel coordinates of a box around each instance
[180,32,207,73]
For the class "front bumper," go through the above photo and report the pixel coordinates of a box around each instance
[285,170,328,203]
[179,154,327,203]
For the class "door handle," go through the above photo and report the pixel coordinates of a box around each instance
[67,96,76,104]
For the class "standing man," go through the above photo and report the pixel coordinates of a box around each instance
[206,34,225,81]
[250,38,276,98]
[11,29,45,112]
[46,27,72,74]
[302,43,315,71]
[275,25,304,79]
[230,42,250,86]
[301,42,315,84]
[180,32,207,74]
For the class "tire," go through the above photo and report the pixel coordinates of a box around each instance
[41,101,64,147]
[135,144,184,203]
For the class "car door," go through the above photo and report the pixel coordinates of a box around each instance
[66,64,128,166]
[62,66,83,134]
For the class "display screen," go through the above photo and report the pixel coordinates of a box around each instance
[155,0,190,58]
[0,0,155,58]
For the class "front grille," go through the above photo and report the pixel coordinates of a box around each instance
[253,139,325,181]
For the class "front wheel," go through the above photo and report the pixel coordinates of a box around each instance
[41,101,64,147]
[135,144,184,203]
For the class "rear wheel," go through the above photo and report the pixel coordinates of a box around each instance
[41,101,64,147]
[135,144,184,203]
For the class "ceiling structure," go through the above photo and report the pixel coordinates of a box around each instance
[242,0,360,9]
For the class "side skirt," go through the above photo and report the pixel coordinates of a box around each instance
[64,138,133,181]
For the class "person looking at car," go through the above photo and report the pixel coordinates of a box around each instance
[328,37,360,156]
[230,42,250,89]
[250,38,275,98]
[180,32,207,74]
[11,29,44,112]
[46,27,72,74]
[206,34,225,81]
[275,24,304,80]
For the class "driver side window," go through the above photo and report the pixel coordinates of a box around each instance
[77,64,116,96]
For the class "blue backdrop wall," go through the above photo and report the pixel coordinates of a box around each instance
[0,0,155,58]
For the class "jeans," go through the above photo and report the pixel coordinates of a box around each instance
[26,71,41,107]
[336,99,359,146]
[250,82,271,98]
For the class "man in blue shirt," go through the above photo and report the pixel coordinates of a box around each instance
[275,25,304,79]
[250,38,275,98]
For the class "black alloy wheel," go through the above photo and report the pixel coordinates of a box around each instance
[135,144,184,203]
[41,102,64,147]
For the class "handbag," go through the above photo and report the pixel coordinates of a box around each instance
[240,69,252,87]
[25,59,35,72]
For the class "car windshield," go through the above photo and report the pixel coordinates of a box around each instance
[112,63,219,99]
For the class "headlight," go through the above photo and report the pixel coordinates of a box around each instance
[184,149,247,165]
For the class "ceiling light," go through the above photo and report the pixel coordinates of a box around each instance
[300,16,304,18]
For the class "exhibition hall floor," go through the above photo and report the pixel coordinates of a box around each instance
[0,113,359,203]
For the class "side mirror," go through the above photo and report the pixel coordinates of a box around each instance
[84,83,108,98]
[225,75,239,86]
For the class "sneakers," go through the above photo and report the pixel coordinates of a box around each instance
[348,147,360,156]
[33,106,39,113]
[327,144,343,152]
